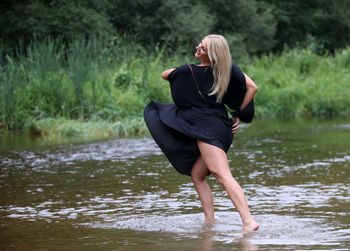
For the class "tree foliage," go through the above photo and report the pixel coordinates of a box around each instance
[0,0,112,49]
[201,0,277,57]
[261,0,350,52]
[0,0,350,56]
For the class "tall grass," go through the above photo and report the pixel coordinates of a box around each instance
[1,37,350,136]
[0,36,175,133]
[243,48,350,117]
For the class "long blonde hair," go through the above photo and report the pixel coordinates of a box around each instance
[205,34,232,103]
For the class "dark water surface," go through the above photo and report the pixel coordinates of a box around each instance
[1,118,350,250]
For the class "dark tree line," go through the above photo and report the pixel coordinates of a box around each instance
[1,0,350,56]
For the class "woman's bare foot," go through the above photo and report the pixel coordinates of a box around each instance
[242,220,259,233]
[205,217,215,224]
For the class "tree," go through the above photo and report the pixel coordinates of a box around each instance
[0,0,114,51]
[105,0,215,51]
[262,0,350,52]
[201,0,277,57]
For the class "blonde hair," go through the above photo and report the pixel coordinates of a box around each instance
[205,34,232,102]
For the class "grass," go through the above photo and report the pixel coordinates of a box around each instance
[0,36,175,136]
[243,48,350,117]
[25,117,148,139]
[1,37,350,139]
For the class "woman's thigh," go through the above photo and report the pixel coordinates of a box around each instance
[196,140,232,179]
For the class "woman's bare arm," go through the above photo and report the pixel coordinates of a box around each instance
[240,73,258,111]
[231,73,257,133]
[161,68,176,80]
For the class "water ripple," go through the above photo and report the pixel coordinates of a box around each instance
[0,137,162,172]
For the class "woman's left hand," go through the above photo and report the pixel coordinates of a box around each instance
[232,117,240,134]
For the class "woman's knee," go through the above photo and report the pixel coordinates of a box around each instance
[212,171,232,186]
[191,171,206,184]
[212,173,224,185]
[191,156,209,183]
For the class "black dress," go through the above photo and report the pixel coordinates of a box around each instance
[144,64,246,176]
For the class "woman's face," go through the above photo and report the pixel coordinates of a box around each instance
[195,39,209,62]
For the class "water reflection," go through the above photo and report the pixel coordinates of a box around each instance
[1,118,350,250]
[198,223,259,251]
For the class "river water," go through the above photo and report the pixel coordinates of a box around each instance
[1,118,349,250]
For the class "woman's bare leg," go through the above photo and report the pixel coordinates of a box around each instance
[191,156,215,223]
[197,140,259,231]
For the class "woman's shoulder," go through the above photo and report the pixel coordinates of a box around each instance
[172,63,211,72]
[223,64,246,110]
[230,63,245,84]
[171,64,190,74]
[167,64,190,82]
[230,63,243,75]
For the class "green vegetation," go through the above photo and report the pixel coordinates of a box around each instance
[1,0,350,138]
[0,36,174,133]
[2,0,350,57]
[1,37,349,138]
[26,117,148,139]
[244,48,350,117]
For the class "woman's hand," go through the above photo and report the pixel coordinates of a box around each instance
[232,116,240,134]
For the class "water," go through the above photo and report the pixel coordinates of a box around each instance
[1,118,350,250]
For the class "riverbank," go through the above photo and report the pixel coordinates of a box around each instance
[0,117,149,150]
[0,117,148,147]
[26,117,148,138]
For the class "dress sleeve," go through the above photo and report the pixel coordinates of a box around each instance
[223,64,246,112]
[167,64,187,83]
[167,68,178,83]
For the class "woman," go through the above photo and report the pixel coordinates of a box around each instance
[144,34,259,231]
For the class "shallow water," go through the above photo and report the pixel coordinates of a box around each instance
[1,118,350,250]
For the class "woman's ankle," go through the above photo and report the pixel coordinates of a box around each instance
[242,219,259,231]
